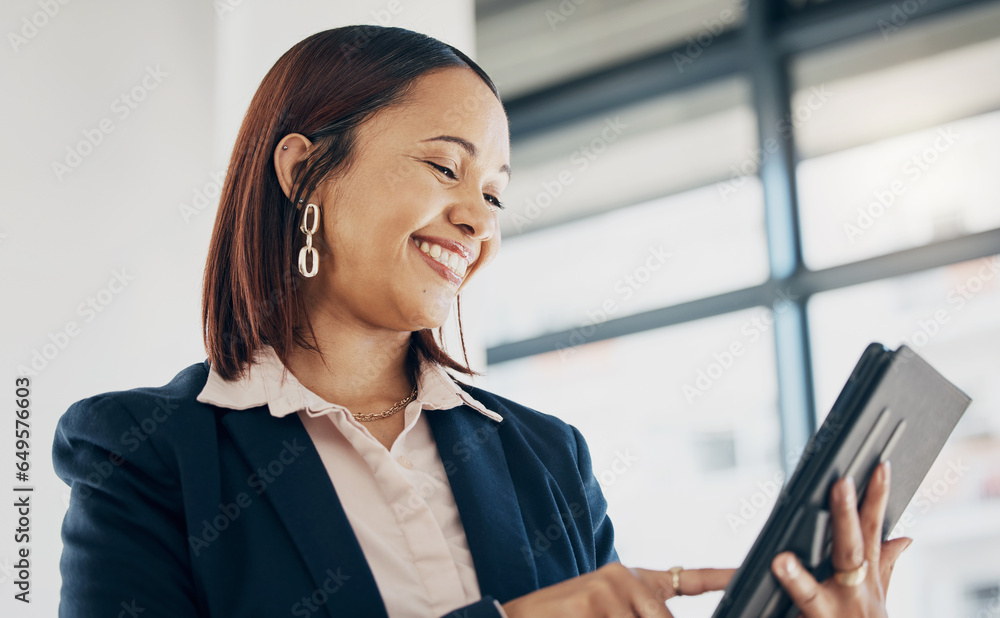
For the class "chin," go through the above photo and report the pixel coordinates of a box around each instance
[400,298,453,331]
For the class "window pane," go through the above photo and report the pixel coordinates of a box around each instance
[809,255,1000,618]
[474,181,768,347]
[791,3,1000,269]
[797,110,1000,269]
[480,309,780,615]
[469,79,768,348]
[476,0,746,98]
[792,3,1000,158]
[499,77,758,234]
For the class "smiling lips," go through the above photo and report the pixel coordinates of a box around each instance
[412,237,471,279]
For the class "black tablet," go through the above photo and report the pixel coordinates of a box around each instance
[711,343,972,618]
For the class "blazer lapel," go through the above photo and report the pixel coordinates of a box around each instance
[427,405,539,603]
[221,407,388,618]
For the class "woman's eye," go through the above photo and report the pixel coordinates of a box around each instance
[427,161,503,210]
[484,194,505,210]
[428,162,456,179]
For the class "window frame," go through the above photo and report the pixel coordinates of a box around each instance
[484,0,1000,473]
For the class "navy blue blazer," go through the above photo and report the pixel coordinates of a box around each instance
[52,360,619,617]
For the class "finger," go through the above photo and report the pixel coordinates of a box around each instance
[859,461,892,572]
[772,553,829,617]
[829,475,865,573]
[630,567,680,603]
[878,537,913,594]
[633,568,737,600]
[603,564,671,618]
[677,568,737,596]
[629,587,676,618]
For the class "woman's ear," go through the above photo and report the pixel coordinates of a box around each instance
[274,134,313,204]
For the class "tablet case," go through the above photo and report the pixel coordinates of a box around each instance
[711,343,972,618]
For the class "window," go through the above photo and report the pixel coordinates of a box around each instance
[792,4,1000,269]
[472,1,1000,615]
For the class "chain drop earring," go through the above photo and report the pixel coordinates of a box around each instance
[298,200,321,277]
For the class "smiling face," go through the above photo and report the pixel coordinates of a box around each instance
[301,67,510,332]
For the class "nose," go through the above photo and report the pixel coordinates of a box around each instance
[448,190,498,242]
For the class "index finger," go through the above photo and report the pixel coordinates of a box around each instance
[633,567,737,599]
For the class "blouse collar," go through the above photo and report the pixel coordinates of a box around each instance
[196,344,502,423]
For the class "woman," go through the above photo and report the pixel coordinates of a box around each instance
[52,26,910,617]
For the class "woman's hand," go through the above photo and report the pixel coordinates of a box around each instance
[501,562,735,617]
[771,461,914,617]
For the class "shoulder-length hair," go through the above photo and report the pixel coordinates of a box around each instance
[202,25,501,381]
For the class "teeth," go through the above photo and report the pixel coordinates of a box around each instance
[414,238,470,279]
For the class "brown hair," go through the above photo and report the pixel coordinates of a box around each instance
[202,26,501,381]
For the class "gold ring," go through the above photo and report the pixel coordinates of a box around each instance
[668,566,683,596]
[833,560,869,587]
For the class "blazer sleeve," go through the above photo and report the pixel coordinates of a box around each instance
[52,394,201,617]
[572,424,620,566]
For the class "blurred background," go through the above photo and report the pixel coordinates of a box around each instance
[2,0,998,616]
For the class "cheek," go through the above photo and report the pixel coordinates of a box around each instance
[373,167,440,224]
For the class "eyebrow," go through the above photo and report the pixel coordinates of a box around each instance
[421,135,511,177]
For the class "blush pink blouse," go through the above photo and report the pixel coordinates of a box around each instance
[196,344,509,618]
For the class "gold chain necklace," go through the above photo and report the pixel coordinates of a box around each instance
[351,387,418,422]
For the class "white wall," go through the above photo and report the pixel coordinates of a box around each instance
[0,1,474,615]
